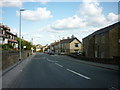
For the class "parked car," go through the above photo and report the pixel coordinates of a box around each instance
[60,52,65,55]
[49,52,54,55]
[45,51,49,54]
[119,60,120,72]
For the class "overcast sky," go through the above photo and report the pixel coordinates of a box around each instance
[1,0,119,46]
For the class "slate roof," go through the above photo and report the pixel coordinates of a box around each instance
[51,41,59,46]
[60,37,81,44]
[51,37,81,46]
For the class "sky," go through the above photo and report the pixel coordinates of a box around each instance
[0,0,119,46]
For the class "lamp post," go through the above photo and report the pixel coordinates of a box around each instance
[59,35,60,55]
[19,9,25,61]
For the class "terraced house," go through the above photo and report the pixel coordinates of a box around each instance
[50,35,82,54]
[83,22,120,59]
[0,24,18,48]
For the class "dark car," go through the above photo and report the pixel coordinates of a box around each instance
[119,60,120,72]
[49,52,54,55]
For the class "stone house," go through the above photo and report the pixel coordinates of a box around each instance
[83,22,120,58]
[50,41,59,54]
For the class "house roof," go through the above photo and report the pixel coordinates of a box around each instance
[0,24,17,37]
[51,37,81,46]
[83,21,120,39]
[60,37,81,44]
[6,30,17,37]
[0,24,10,31]
[51,41,59,46]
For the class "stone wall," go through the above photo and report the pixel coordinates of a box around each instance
[83,22,120,59]
[2,50,32,70]
[109,25,120,58]
[68,54,119,65]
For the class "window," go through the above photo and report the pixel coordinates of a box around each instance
[75,43,78,47]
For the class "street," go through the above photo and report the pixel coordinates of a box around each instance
[2,53,120,88]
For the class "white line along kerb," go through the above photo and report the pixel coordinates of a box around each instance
[66,69,91,80]
[55,63,63,67]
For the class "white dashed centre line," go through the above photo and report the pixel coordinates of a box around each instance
[20,70,23,72]
[66,69,91,80]
[47,58,57,63]
[55,63,63,67]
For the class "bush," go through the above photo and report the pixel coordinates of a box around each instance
[2,43,14,50]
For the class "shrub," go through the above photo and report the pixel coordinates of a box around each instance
[2,43,14,50]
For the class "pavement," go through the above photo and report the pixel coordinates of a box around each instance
[1,53,120,89]
[65,55,119,71]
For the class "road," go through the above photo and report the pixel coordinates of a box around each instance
[2,53,120,88]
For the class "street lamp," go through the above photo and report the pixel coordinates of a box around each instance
[19,9,25,61]
[59,35,60,55]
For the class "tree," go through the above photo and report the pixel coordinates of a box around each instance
[16,38,33,50]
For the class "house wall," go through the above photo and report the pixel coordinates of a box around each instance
[64,43,70,54]
[109,25,120,58]
[83,37,89,57]
[54,44,59,54]
[70,39,82,53]
[83,36,95,58]
[83,23,120,59]
[60,43,69,54]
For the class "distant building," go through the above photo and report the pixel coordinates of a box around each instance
[34,44,42,52]
[50,35,82,54]
[0,24,18,48]
[50,41,59,54]
[41,44,49,52]
[83,22,120,59]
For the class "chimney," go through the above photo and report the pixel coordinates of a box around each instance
[71,35,75,38]
[67,36,70,39]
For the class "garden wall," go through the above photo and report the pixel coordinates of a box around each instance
[2,50,32,70]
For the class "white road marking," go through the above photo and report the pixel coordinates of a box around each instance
[47,58,58,63]
[111,87,119,90]
[20,70,23,72]
[55,63,63,67]
[66,69,91,80]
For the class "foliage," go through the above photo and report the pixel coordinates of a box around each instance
[2,43,14,50]
[16,38,34,50]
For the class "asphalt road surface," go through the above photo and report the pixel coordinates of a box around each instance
[2,53,120,89]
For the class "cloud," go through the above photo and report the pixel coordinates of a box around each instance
[51,15,86,30]
[107,13,119,22]
[16,7,52,21]
[11,28,18,35]
[77,0,119,27]
[38,0,50,4]
[39,25,64,33]
[0,0,23,7]
[0,9,3,21]
[0,0,49,7]
[38,0,119,32]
